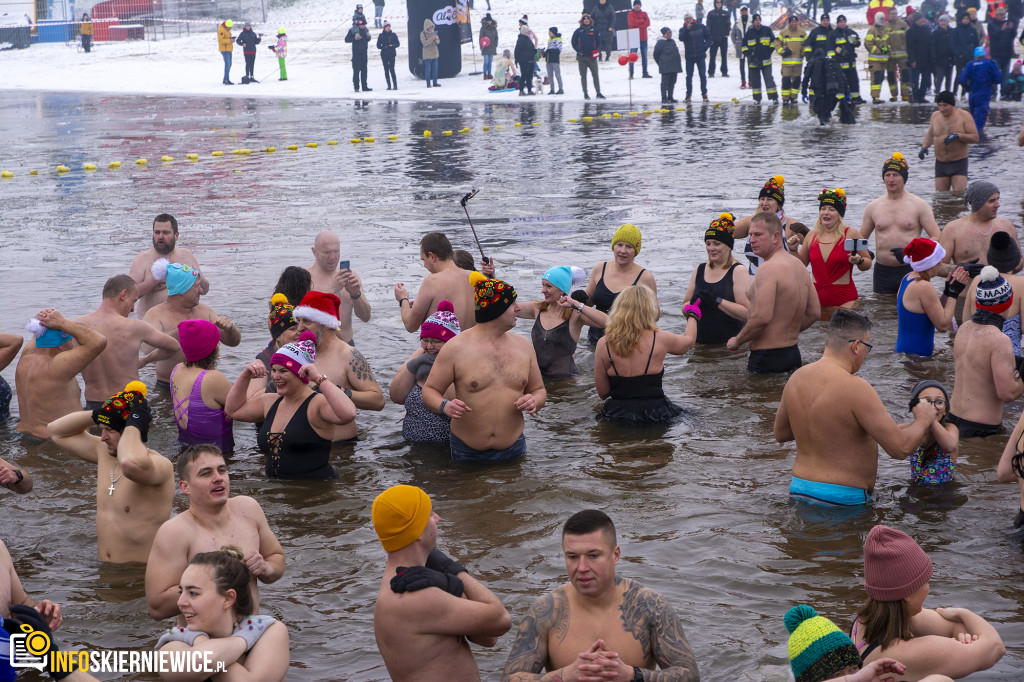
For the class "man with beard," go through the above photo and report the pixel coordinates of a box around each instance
[48,382,175,563]
[939,181,1023,271]
[145,445,285,621]
[129,214,209,319]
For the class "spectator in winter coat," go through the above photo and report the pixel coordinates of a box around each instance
[932,15,955,92]
[545,27,564,94]
[353,4,368,25]
[345,18,372,92]
[589,0,617,60]
[906,13,934,101]
[80,13,92,53]
[707,0,731,77]
[235,23,262,83]
[627,0,652,78]
[420,18,440,87]
[951,12,979,96]
[680,14,712,101]
[217,19,234,85]
[959,46,1002,131]
[731,5,750,86]
[372,0,385,28]
[1007,59,1024,100]
[377,21,400,90]
[986,6,1017,98]
[269,27,287,81]
[653,26,683,102]
[515,23,537,95]
[480,14,498,79]
[572,14,605,98]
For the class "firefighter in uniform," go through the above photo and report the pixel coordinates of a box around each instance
[828,14,863,103]
[804,14,833,61]
[865,11,893,103]
[885,7,911,101]
[774,15,806,104]
[743,13,778,102]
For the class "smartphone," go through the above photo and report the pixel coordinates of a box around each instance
[844,238,869,252]
[338,259,350,271]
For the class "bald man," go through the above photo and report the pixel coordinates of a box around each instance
[307,230,371,344]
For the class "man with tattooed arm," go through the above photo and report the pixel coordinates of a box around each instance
[503,510,700,682]
[293,291,384,441]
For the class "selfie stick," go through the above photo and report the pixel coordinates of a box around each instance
[460,189,488,264]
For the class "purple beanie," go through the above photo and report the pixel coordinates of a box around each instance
[420,300,460,341]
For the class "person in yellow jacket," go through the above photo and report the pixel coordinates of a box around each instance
[218,19,234,85]
[80,13,93,53]
[773,14,807,104]
[885,7,910,101]
[864,11,894,103]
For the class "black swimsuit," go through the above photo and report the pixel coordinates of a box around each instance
[694,262,745,345]
[587,262,646,345]
[597,333,682,425]
[257,394,337,479]
[532,316,578,379]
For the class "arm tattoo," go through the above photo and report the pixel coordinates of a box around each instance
[348,349,375,383]
[502,591,568,682]
[620,580,700,682]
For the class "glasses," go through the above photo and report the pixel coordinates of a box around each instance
[920,398,947,408]
[849,339,873,353]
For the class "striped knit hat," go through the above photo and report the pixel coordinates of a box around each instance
[975,266,1014,314]
[785,605,861,682]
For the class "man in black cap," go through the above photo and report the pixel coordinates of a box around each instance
[706,0,731,77]
[742,13,778,102]
[805,13,833,61]
[828,14,862,102]
[919,90,979,191]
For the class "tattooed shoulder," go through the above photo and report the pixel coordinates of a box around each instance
[620,579,699,679]
[349,348,375,382]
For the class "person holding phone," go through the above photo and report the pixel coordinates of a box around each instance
[797,188,872,317]
[306,231,371,345]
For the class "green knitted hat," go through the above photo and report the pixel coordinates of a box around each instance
[785,605,861,682]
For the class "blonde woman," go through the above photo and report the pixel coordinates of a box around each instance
[594,285,697,424]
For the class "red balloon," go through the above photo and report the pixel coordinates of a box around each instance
[480,36,490,48]
[628,52,639,63]
[617,55,628,65]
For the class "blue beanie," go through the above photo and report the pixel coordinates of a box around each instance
[974,46,986,58]
[25,318,72,348]
[164,262,199,296]
[542,266,587,295]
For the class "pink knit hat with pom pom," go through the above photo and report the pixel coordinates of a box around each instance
[271,330,318,382]
[420,300,460,341]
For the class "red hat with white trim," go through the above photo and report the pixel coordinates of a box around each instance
[293,291,341,329]
[902,237,945,272]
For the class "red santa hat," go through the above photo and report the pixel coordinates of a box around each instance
[902,238,946,272]
[293,291,341,329]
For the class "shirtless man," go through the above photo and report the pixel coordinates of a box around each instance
[15,309,106,440]
[142,262,240,384]
[503,510,699,682]
[775,310,937,505]
[306,230,371,344]
[727,212,819,373]
[129,214,209,319]
[76,274,180,408]
[48,384,175,563]
[395,232,478,332]
[373,484,511,682]
[0,457,32,494]
[145,445,285,621]
[918,91,980,192]
[949,267,1024,438]
[422,273,546,461]
[293,291,384,441]
[939,181,1022,272]
[860,153,942,294]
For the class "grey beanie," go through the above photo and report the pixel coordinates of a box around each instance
[910,380,949,410]
[965,180,999,212]
[988,231,1020,274]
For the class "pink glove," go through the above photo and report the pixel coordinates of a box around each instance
[684,299,702,320]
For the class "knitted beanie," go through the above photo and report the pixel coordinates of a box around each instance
[420,300,461,341]
[705,213,736,249]
[818,188,847,218]
[372,484,432,552]
[25,318,72,348]
[268,293,297,340]
[270,330,317,382]
[759,175,785,206]
[152,260,200,297]
[975,266,1014,313]
[178,319,220,363]
[964,180,998,213]
[863,525,933,601]
[902,237,946,272]
[882,152,909,182]
[293,291,341,329]
[611,224,642,254]
[909,380,949,410]
[987,231,1020,275]
[542,265,587,295]
[92,381,149,437]
[785,605,861,682]
[470,271,517,323]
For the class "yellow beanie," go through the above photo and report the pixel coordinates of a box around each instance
[611,224,642,254]
[372,485,432,552]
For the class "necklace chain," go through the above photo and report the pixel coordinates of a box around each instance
[109,461,124,496]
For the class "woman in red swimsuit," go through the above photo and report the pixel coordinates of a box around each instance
[798,188,873,318]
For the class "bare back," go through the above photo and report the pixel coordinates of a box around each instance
[747,250,815,350]
[951,322,1018,425]
[76,311,153,402]
[425,268,477,331]
[15,347,83,439]
[862,192,940,267]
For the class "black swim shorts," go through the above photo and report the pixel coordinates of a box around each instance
[873,262,912,295]
[935,156,969,179]
[747,345,802,373]
[947,412,1003,439]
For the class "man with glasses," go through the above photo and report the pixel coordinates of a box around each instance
[774,309,938,506]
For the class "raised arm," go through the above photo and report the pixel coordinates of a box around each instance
[137,320,182,368]
[48,410,102,464]
[396,280,434,332]
[129,254,165,297]
[344,270,372,323]
[36,309,107,380]
[225,364,270,423]
[214,314,241,347]
[118,419,171,487]
[308,377,358,427]
[896,608,1005,680]
[857,381,936,459]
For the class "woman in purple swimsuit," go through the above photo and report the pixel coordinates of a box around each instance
[171,320,234,454]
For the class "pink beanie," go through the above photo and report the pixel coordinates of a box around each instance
[178,319,220,362]
[420,300,460,341]
[863,525,933,601]
[271,330,318,382]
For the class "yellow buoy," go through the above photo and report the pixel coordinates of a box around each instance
[265,147,276,153]
[568,118,578,123]
[0,171,13,179]
[459,127,469,133]
[628,112,639,116]
[582,116,594,122]
[233,169,242,173]
[233,149,251,155]
[731,97,739,104]
[363,137,375,143]
[161,155,173,162]
[483,125,491,130]
[532,121,541,126]
[351,138,362,143]
[135,158,147,165]
[211,151,224,157]
[423,130,432,137]
[612,112,622,118]
[496,125,504,129]
[601,113,611,118]
[327,140,338,145]
[286,145,298,150]
[676,107,685,111]
[83,163,97,171]
[29,170,38,176]
[714,102,722,108]
[643,110,652,115]
[513,122,521,127]
[387,135,398,141]
[109,161,122,169]
[305,142,318,148]
[186,153,198,161]
[442,130,453,135]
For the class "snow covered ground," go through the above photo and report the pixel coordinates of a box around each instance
[0,0,873,104]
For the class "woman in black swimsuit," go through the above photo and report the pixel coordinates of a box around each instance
[225,331,356,478]
[997,410,1024,528]
[850,525,1004,680]
[585,224,659,345]
[594,285,698,424]
[682,213,750,345]
[517,266,607,379]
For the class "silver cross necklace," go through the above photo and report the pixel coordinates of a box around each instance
[109,461,125,495]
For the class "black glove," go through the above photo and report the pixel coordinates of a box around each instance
[943,132,960,145]
[918,146,929,160]
[570,289,588,305]
[426,549,467,576]
[267,44,275,51]
[692,288,714,305]
[782,47,792,57]
[125,398,152,443]
[6,605,69,680]
[890,246,906,262]
[390,566,464,597]
[959,258,983,277]
[943,275,967,299]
